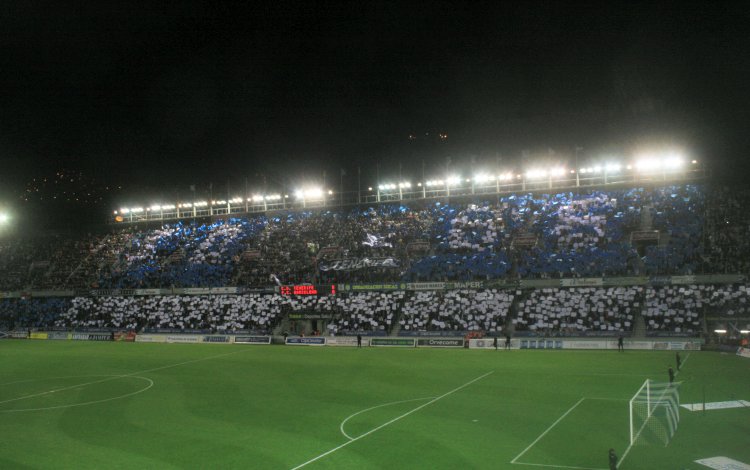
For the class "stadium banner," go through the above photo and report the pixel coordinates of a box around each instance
[28,290,76,297]
[203,335,230,343]
[113,331,136,342]
[561,340,607,349]
[484,279,520,289]
[134,288,163,296]
[469,338,508,349]
[319,257,400,271]
[605,276,648,286]
[670,275,697,285]
[648,276,673,286]
[288,312,335,320]
[560,278,603,287]
[407,282,446,291]
[87,333,113,341]
[520,279,559,288]
[737,347,750,359]
[399,330,468,337]
[30,332,49,340]
[233,336,271,344]
[416,338,464,348]
[520,339,563,349]
[286,337,326,346]
[47,331,70,340]
[370,338,415,347]
[326,337,368,347]
[135,334,166,343]
[342,283,406,292]
[443,281,484,290]
[164,335,202,343]
[10,331,29,339]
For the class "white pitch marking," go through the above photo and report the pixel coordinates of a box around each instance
[290,371,494,470]
[511,397,586,465]
[0,376,154,413]
[339,396,436,440]
[0,348,250,410]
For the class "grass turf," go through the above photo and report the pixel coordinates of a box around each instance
[1,341,748,469]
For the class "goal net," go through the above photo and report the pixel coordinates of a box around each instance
[629,379,680,446]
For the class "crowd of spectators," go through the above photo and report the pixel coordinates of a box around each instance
[515,287,639,334]
[1,184,749,293]
[2,283,749,336]
[399,289,513,332]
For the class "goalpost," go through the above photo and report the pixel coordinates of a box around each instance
[629,379,680,446]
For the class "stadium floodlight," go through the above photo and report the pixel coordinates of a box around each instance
[549,168,566,177]
[474,174,492,183]
[740,330,749,334]
[714,329,727,334]
[605,163,621,173]
[119,208,130,214]
[150,204,162,211]
[425,180,444,187]
[593,166,602,173]
[525,169,547,179]
[446,176,461,186]
[252,195,264,202]
[398,182,411,189]
[266,194,282,201]
[131,207,144,213]
[194,201,208,207]
[161,204,175,210]
[328,190,333,195]
[230,197,244,204]
[295,187,323,200]
[0,213,8,224]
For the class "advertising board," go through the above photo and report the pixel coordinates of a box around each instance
[370,338,415,347]
[416,338,464,348]
[286,337,326,346]
[234,336,271,344]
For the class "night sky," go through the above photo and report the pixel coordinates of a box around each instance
[1,2,749,220]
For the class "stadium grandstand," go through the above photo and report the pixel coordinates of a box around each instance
[1,157,749,346]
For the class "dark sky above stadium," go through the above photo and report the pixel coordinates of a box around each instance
[1,1,749,210]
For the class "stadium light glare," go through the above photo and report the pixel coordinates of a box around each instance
[714,329,727,334]
[252,195,264,202]
[446,176,461,186]
[692,160,698,164]
[131,207,144,213]
[161,204,175,210]
[328,190,333,195]
[119,208,130,214]
[295,188,323,199]
[150,204,162,211]
[525,169,547,179]
[740,330,749,334]
[417,182,422,187]
[605,163,621,173]
[550,168,566,177]
[473,174,492,183]
[0,213,8,224]
[398,182,411,189]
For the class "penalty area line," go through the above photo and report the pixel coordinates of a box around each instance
[289,371,494,470]
[511,397,585,465]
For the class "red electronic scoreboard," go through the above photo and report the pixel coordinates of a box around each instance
[279,284,336,296]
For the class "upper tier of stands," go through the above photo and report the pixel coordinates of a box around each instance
[1,184,748,290]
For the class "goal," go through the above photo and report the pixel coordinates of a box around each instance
[629,379,680,446]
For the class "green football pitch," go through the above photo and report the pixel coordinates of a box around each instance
[1,341,748,469]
